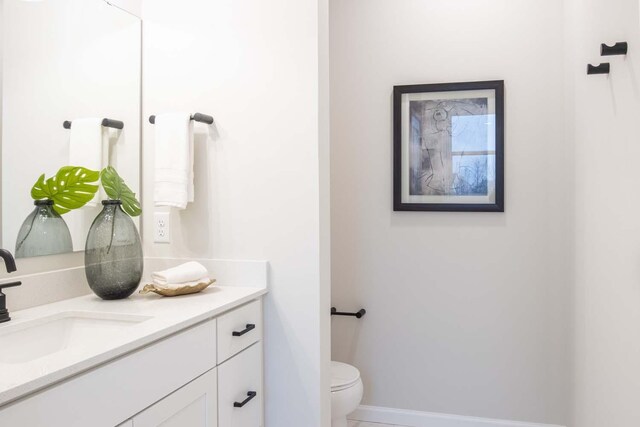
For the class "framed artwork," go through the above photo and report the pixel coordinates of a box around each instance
[393,80,504,212]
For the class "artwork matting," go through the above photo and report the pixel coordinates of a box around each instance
[393,80,504,212]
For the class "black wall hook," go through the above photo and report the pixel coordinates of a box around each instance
[601,42,628,56]
[587,63,610,75]
[331,307,366,319]
[63,118,124,130]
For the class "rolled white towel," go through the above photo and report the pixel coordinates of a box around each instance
[151,261,209,286]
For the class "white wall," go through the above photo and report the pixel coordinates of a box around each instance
[330,0,572,425]
[567,0,640,425]
[142,0,330,425]
[107,0,141,17]
[318,0,332,424]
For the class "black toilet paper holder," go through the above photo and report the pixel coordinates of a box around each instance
[331,307,366,319]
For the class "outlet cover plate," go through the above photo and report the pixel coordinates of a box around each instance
[154,212,170,243]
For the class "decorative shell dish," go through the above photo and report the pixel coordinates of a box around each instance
[139,279,216,297]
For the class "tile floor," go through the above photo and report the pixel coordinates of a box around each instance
[348,421,402,427]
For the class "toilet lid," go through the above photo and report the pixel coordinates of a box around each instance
[331,361,361,392]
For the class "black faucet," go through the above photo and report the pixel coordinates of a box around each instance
[0,249,22,323]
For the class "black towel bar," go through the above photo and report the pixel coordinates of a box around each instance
[63,118,124,130]
[148,113,214,125]
[331,307,366,319]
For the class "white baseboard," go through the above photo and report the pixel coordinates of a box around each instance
[349,405,566,427]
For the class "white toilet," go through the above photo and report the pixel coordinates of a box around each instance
[331,361,363,427]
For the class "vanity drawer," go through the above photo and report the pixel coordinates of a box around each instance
[218,344,263,427]
[217,300,262,363]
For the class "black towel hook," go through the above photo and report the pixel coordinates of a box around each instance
[148,113,214,125]
[587,63,610,75]
[601,42,628,56]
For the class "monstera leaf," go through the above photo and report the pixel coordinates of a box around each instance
[31,166,100,215]
[101,166,141,217]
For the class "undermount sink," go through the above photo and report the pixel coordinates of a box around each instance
[0,311,152,364]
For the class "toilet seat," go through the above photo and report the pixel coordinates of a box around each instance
[331,361,363,427]
[331,361,361,392]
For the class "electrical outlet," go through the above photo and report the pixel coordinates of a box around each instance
[154,212,171,243]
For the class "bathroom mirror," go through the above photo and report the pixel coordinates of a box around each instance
[0,0,141,258]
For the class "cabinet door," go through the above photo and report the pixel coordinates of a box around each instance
[218,343,263,427]
[133,369,217,427]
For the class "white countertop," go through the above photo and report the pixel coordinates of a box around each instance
[0,285,267,407]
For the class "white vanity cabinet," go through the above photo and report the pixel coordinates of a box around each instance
[132,368,218,427]
[0,298,264,427]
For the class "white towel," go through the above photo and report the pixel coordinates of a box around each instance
[68,118,105,207]
[153,113,194,209]
[151,261,209,286]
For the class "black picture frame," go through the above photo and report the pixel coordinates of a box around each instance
[393,80,504,212]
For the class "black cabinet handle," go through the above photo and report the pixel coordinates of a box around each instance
[233,391,257,408]
[232,323,256,337]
